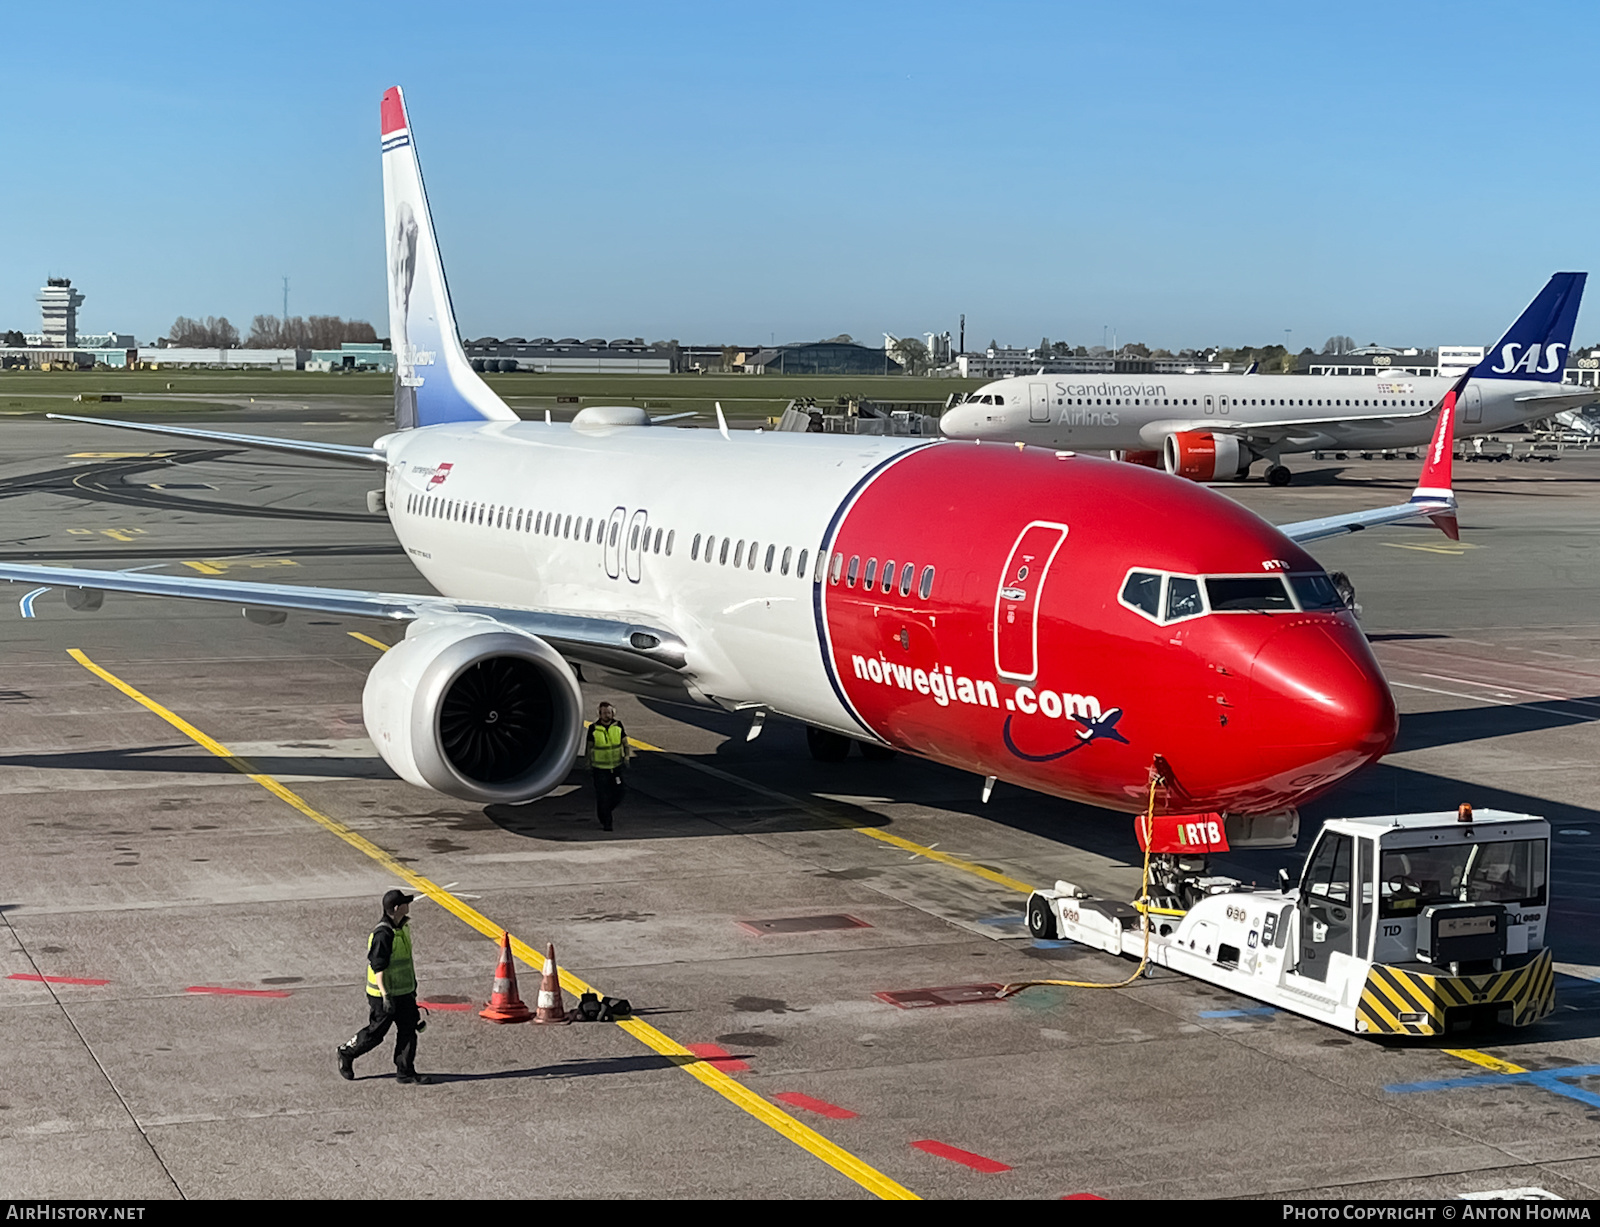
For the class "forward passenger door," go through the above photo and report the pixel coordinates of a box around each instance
[994,521,1069,682]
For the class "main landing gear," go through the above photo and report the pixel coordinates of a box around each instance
[1264,465,1292,487]
[805,727,897,762]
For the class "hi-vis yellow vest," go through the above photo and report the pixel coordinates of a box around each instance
[590,722,625,771]
[366,922,415,997]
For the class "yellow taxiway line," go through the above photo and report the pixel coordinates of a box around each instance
[66,647,917,1201]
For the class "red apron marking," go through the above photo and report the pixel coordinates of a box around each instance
[185,985,292,998]
[7,973,109,986]
[685,1042,750,1072]
[771,1092,857,1120]
[911,1140,1012,1173]
[419,999,472,1012]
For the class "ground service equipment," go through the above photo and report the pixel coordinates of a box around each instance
[1024,808,1554,1037]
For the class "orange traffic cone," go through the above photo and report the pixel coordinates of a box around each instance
[479,932,533,1024]
[534,942,568,1024]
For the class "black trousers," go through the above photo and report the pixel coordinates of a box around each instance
[593,768,626,827]
[343,991,419,1074]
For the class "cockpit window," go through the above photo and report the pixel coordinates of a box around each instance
[1121,571,1162,618]
[1166,576,1203,621]
[1205,576,1293,612]
[1290,573,1346,611]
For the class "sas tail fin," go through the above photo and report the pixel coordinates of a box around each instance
[1470,272,1586,383]
[381,87,517,430]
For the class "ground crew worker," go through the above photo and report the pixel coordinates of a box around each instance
[337,889,433,1084]
[586,701,633,831]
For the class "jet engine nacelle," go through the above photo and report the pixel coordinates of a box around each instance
[362,619,586,804]
[1163,431,1251,481]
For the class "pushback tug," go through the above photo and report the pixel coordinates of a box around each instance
[1023,805,1554,1036]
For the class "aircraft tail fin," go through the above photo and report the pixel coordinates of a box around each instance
[1470,272,1586,383]
[381,87,517,430]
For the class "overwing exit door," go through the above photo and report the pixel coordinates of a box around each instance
[994,521,1069,682]
[603,506,625,579]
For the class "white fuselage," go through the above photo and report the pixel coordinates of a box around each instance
[943,371,1572,452]
[381,420,918,735]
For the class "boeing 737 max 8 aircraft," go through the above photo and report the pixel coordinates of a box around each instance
[940,275,1590,486]
[0,88,1474,826]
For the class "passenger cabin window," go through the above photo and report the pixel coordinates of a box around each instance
[781,546,792,576]
[863,558,878,589]
[665,530,674,556]
[847,556,860,586]
[899,563,914,596]
[1205,576,1293,612]
[881,560,894,593]
[919,565,934,599]
[691,533,702,561]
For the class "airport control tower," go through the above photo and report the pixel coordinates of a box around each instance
[37,277,85,347]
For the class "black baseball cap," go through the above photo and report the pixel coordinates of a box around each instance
[382,889,414,911]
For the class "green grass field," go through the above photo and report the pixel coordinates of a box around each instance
[0,368,984,421]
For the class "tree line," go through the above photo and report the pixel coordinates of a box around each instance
[165,314,379,349]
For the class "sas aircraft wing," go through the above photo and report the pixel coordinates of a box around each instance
[1274,375,1463,545]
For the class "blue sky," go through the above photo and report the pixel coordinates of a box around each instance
[3,1,1593,350]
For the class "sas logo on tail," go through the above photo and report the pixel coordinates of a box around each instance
[1490,342,1566,376]
[427,462,454,489]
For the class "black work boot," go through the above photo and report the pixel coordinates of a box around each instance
[337,1047,355,1081]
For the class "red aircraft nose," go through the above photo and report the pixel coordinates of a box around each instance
[1243,619,1397,802]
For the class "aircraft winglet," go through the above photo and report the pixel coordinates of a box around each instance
[1409,372,1465,540]
[1276,375,1463,546]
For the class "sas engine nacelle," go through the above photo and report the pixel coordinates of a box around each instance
[1113,449,1162,469]
[362,620,586,804]
[1163,431,1251,481]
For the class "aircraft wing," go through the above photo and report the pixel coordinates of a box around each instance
[1512,388,1600,411]
[1275,375,1465,545]
[1152,403,1436,443]
[0,560,688,674]
[46,414,388,465]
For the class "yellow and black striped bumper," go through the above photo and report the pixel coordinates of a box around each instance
[1356,949,1554,1036]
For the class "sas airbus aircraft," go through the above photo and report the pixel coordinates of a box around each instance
[939,274,1590,486]
[0,88,1471,825]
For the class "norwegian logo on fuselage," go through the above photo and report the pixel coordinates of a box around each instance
[427,462,453,489]
[846,651,1127,764]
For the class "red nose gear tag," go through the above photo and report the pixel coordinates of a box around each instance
[1135,812,1229,854]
